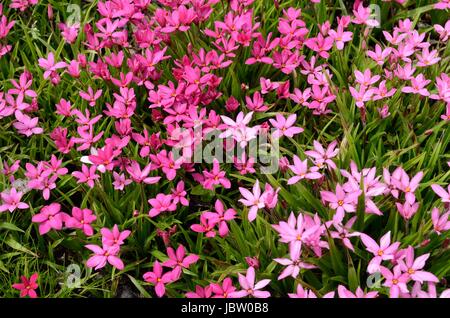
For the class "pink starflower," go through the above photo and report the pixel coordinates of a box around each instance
[239,180,267,222]
[148,193,177,217]
[101,224,131,247]
[203,199,236,237]
[12,273,38,298]
[143,261,174,298]
[269,114,303,139]
[360,231,401,274]
[65,207,97,236]
[72,164,100,188]
[232,267,271,298]
[86,244,124,271]
[31,203,67,235]
[0,188,29,213]
[162,245,199,279]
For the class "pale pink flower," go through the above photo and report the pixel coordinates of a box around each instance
[287,155,322,185]
[232,267,271,298]
[239,180,266,222]
[269,114,303,139]
[0,188,29,213]
[360,231,401,274]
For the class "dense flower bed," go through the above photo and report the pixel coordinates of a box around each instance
[0,0,449,298]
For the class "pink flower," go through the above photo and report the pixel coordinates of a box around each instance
[148,193,177,217]
[431,184,450,203]
[435,0,450,10]
[305,140,339,170]
[269,114,303,138]
[288,285,334,298]
[79,87,102,107]
[112,172,132,191]
[328,217,360,251]
[321,184,361,223]
[31,203,67,235]
[12,273,38,298]
[101,224,131,247]
[401,74,431,96]
[202,159,231,190]
[210,278,237,298]
[191,214,217,238]
[86,244,124,271]
[239,180,267,222]
[126,161,161,184]
[395,201,419,220]
[367,44,392,65]
[38,52,67,80]
[287,155,322,185]
[328,25,353,50]
[360,231,401,274]
[65,207,97,236]
[13,111,43,136]
[58,22,79,44]
[274,244,316,280]
[186,285,213,298]
[435,20,450,41]
[0,188,29,213]
[337,285,378,298]
[392,170,423,204]
[143,261,174,298]
[431,208,450,235]
[162,245,199,279]
[232,267,271,298]
[380,265,409,298]
[352,3,380,27]
[398,246,439,284]
[203,199,236,237]
[72,164,100,188]
[170,181,189,206]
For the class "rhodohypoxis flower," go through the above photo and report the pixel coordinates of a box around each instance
[397,246,439,284]
[148,193,177,217]
[392,170,423,204]
[287,155,322,185]
[431,208,450,235]
[101,224,130,247]
[13,111,43,136]
[380,266,409,298]
[191,214,217,237]
[162,245,199,279]
[274,244,316,280]
[186,285,213,298]
[65,207,97,236]
[58,22,79,44]
[431,184,450,203]
[321,184,360,223]
[337,285,378,298]
[72,164,100,188]
[367,44,392,65]
[79,87,102,107]
[395,201,419,220]
[31,203,67,235]
[239,180,266,222]
[401,74,431,96]
[202,159,231,190]
[233,267,271,298]
[12,273,38,298]
[288,285,334,298]
[360,231,401,274]
[85,244,124,271]
[38,52,66,82]
[328,25,352,50]
[305,140,339,170]
[0,188,29,213]
[269,113,303,138]
[328,217,360,251]
[210,278,237,298]
[143,261,174,298]
[203,199,236,237]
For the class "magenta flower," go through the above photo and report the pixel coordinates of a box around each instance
[239,180,267,222]
[321,184,360,223]
[72,164,100,188]
[148,193,177,217]
[162,245,199,279]
[203,199,236,237]
[202,159,231,190]
[305,140,339,170]
[360,231,401,274]
[287,155,322,185]
[274,244,316,280]
[186,285,213,298]
[38,52,66,80]
[380,265,409,298]
[31,203,67,235]
[337,285,378,298]
[210,278,237,298]
[65,207,97,236]
[79,87,102,107]
[431,208,450,235]
[86,244,124,271]
[431,184,450,203]
[232,267,271,298]
[269,113,303,139]
[0,188,29,213]
[101,224,131,247]
[13,111,43,136]
[397,246,439,284]
[12,273,38,298]
[328,216,360,251]
[143,261,174,298]
[191,214,217,238]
